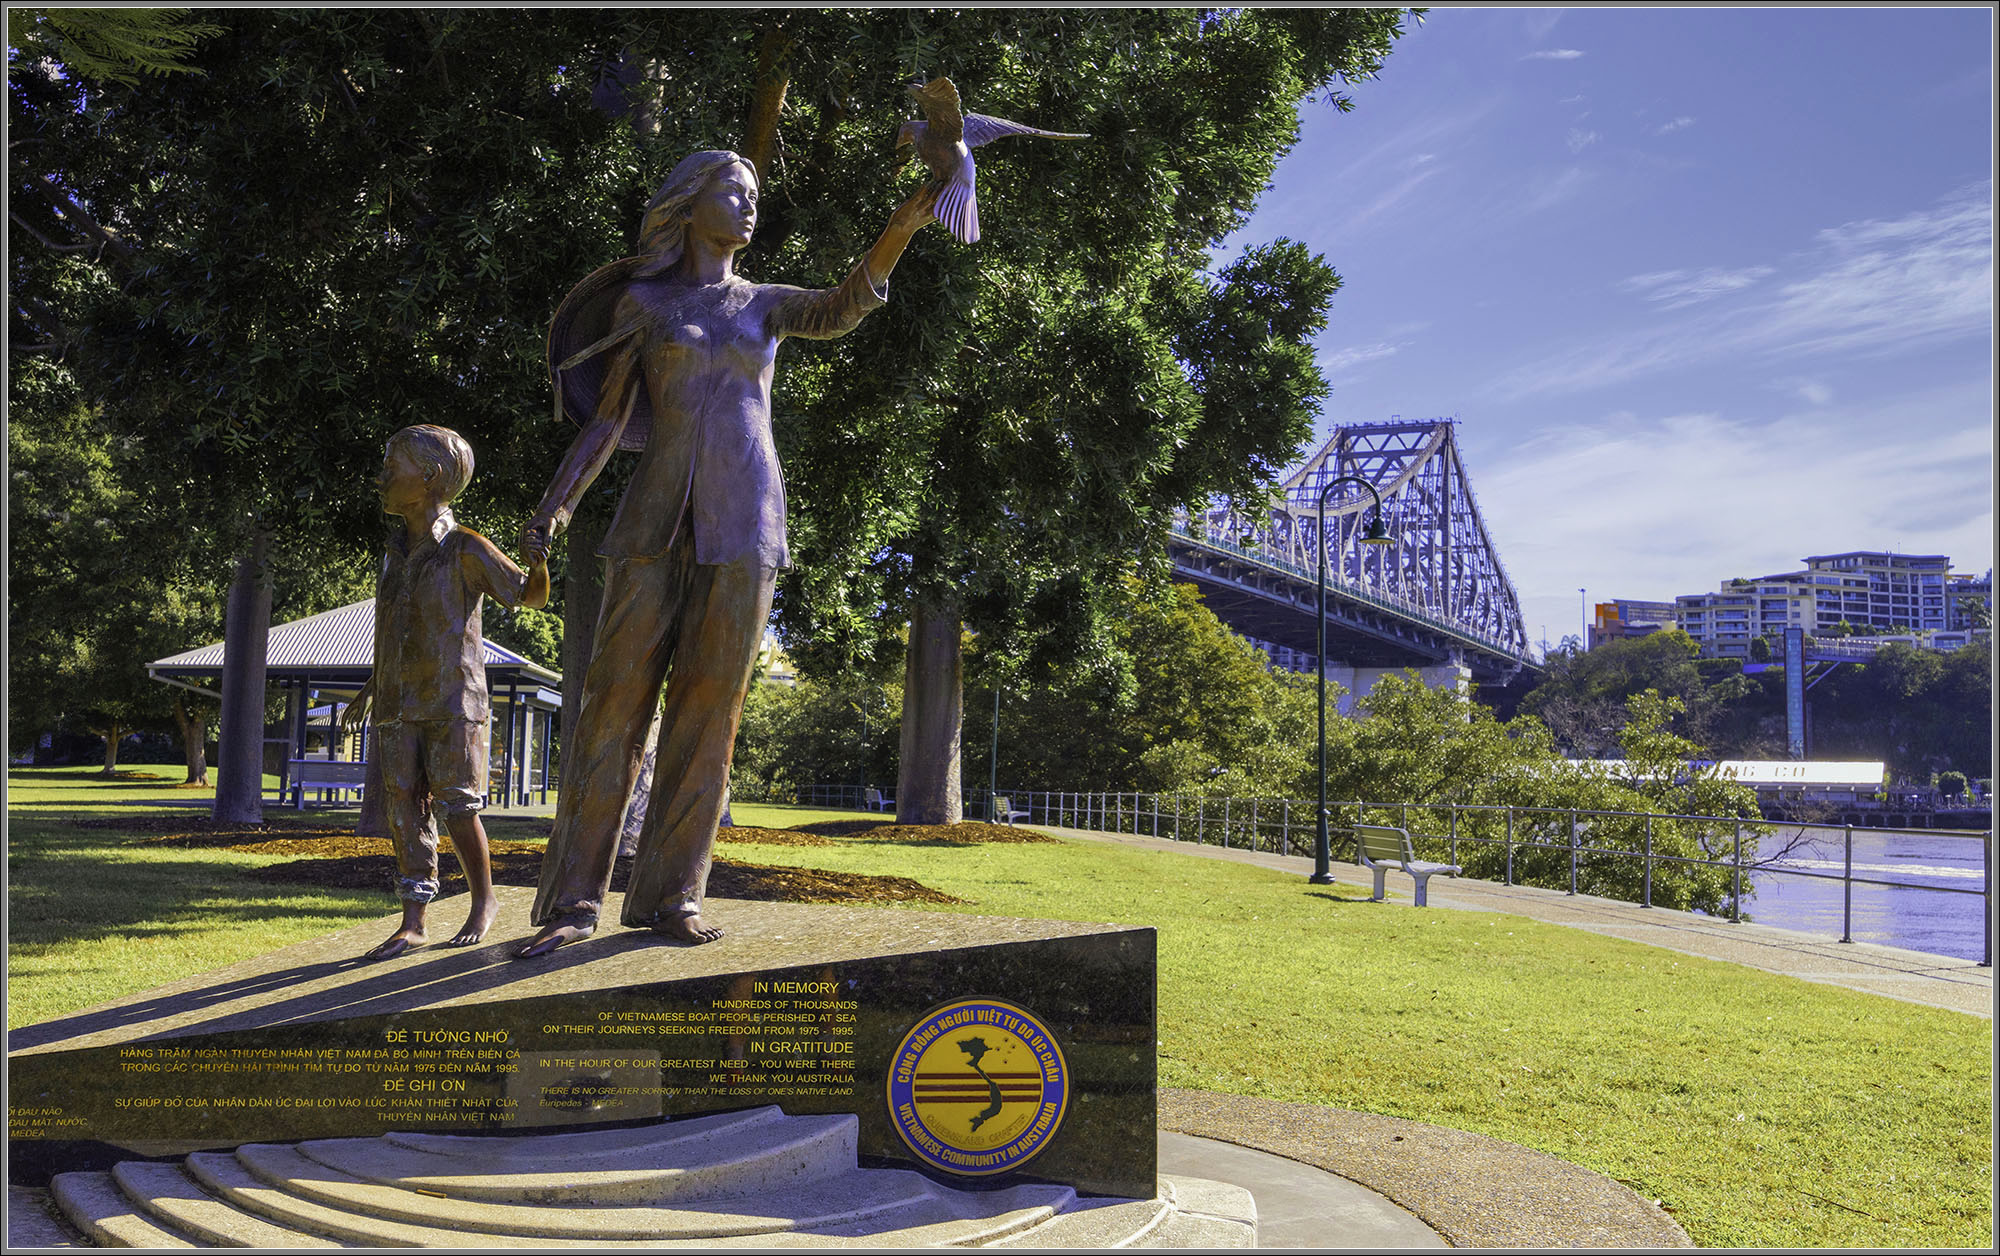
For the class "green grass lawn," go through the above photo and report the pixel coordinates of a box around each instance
[7,769,1992,1248]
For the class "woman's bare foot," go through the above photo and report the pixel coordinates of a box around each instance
[652,912,723,945]
[515,916,596,959]
[448,894,499,947]
[365,926,426,960]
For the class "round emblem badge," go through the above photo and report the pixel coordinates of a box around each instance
[886,998,1069,1176]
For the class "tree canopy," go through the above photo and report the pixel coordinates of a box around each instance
[10,8,1418,816]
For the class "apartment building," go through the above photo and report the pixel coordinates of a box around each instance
[1947,570,1993,631]
[1587,599,1678,649]
[1676,551,1955,659]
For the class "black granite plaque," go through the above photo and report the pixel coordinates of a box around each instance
[8,893,1156,1199]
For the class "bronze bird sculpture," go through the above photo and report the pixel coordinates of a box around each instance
[897,76,1089,244]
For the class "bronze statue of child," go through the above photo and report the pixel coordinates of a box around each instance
[343,424,550,959]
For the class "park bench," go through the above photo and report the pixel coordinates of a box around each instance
[864,787,895,812]
[1353,824,1462,907]
[287,759,367,810]
[991,795,1029,825]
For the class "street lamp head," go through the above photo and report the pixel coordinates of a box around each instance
[1359,510,1393,546]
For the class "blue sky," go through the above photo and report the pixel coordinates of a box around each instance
[1225,6,1994,654]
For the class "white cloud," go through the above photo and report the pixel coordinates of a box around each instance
[1565,128,1600,154]
[1785,378,1835,406]
[1620,265,1777,309]
[1476,384,1995,643]
[1653,116,1697,135]
[1559,94,1587,106]
[1321,341,1402,378]
[1494,185,1994,400]
[1523,49,1585,61]
[1522,166,1590,214]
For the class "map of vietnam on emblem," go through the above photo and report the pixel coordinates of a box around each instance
[886,998,1069,1175]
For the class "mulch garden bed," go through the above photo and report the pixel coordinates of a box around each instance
[107,816,1030,906]
[790,820,1058,845]
[243,846,959,906]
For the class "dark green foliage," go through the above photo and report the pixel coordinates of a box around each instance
[6,7,221,86]
[732,673,901,803]
[6,359,226,761]
[759,8,1408,683]
[966,581,1319,796]
[1805,644,1991,781]
[1521,629,1991,781]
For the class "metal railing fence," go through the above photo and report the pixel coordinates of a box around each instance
[796,784,1992,967]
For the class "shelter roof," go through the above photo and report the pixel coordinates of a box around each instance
[149,599,561,688]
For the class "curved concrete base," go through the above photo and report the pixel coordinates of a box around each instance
[1161,1089,1692,1248]
[36,1106,1255,1248]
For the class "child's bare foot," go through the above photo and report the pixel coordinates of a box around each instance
[652,912,723,945]
[515,915,595,959]
[448,895,499,947]
[365,926,426,960]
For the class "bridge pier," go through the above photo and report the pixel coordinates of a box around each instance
[1324,660,1471,718]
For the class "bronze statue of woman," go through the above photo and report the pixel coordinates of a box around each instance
[517,151,936,957]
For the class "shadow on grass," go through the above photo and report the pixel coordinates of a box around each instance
[1303,890,1373,907]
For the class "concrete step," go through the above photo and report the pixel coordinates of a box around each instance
[299,1109,856,1204]
[989,1193,1170,1247]
[185,1149,594,1249]
[53,1112,1255,1248]
[47,1170,198,1249]
[111,1160,344,1249]
[381,1104,785,1160]
[226,1140,952,1241]
[1148,1174,1259,1247]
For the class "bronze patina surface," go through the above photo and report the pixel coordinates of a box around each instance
[517,153,938,957]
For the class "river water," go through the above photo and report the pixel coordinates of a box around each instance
[1740,825,1990,963]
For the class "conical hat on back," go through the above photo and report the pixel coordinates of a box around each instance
[545,256,656,452]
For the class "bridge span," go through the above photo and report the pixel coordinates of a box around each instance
[1169,419,1537,694]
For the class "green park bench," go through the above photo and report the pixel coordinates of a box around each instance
[287,759,367,810]
[1353,823,1462,907]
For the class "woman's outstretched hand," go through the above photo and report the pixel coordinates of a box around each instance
[890,183,940,236]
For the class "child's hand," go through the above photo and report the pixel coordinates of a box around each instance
[522,515,557,566]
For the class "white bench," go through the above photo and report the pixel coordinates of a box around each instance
[864,787,895,812]
[992,795,1029,825]
[1354,824,1462,907]
[288,759,367,809]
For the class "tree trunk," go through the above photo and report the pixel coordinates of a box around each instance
[94,719,123,776]
[896,599,963,825]
[173,694,210,786]
[742,24,796,180]
[213,533,272,824]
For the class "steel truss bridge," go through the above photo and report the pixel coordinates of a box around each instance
[1168,419,1536,685]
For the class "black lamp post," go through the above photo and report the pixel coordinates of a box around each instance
[1313,476,1393,884]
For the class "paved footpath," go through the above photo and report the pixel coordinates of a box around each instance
[1036,822,1992,1017]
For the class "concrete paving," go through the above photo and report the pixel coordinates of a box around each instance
[1036,823,1994,1017]
[1160,1131,1444,1249]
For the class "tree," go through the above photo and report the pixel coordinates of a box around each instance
[1806,643,1990,781]
[6,358,225,778]
[12,10,681,817]
[965,580,1323,798]
[1954,594,1991,632]
[1333,680,1758,915]
[6,8,220,86]
[739,8,1413,823]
